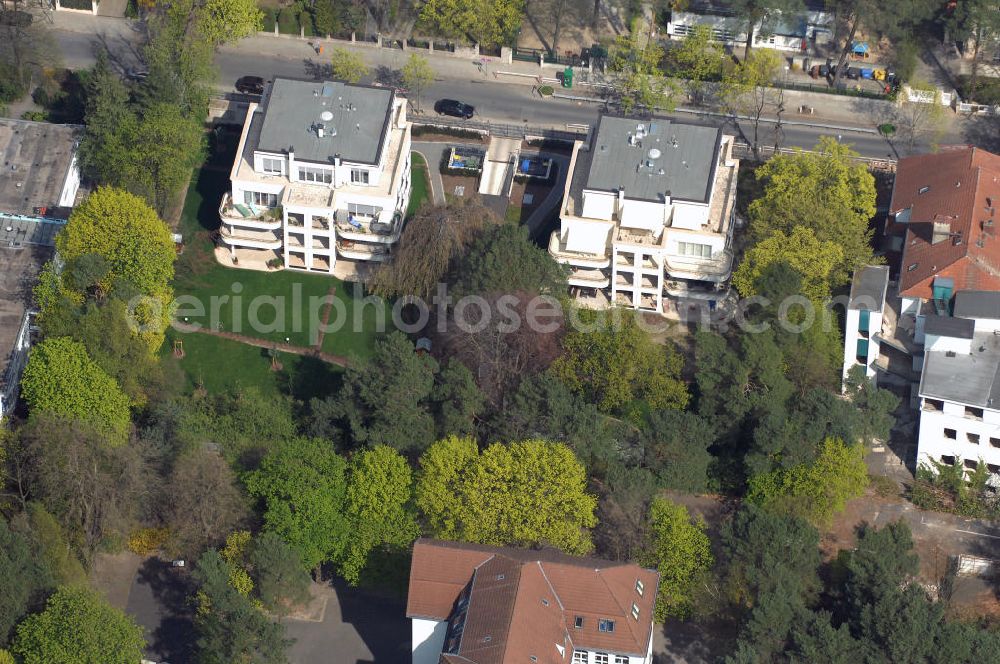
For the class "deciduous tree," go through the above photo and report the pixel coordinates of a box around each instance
[642,498,713,621]
[340,446,420,584]
[0,517,53,646]
[21,338,131,446]
[733,226,845,302]
[12,586,145,664]
[413,435,480,541]
[747,437,868,526]
[248,532,311,617]
[747,137,877,282]
[608,25,679,114]
[416,438,598,554]
[417,0,524,49]
[552,310,688,414]
[665,24,725,104]
[330,47,369,83]
[720,48,780,159]
[166,449,250,557]
[728,0,804,59]
[243,438,349,572]
[129,103,205,214]
[401,54,434,112]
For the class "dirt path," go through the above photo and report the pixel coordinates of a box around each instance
[314,284,338,350]
[186,326,350,367]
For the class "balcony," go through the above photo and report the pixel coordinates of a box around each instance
[567,269,610,289]
[665,249,733,283]
[334,209,401,244]
[337,240,391,262]
[548,232,611,269]
[218,226,282,250]
[219,193,282,230]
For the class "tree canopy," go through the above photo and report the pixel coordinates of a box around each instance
[12,586,145,664]
[747,137,877,282]
[552,310,689,414]
[20,337,131,446]
[329,47,369,83]
[448,223,567,297]
[417,0,525,48]
[0,517,53,647]
[243,437,349,572]
[642,498,713,621]
[732,226,844,302]
[608,25,679,114]
[416,437,598,554]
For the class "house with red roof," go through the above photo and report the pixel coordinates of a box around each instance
[887,146,1000,316]
[406,539,659,664]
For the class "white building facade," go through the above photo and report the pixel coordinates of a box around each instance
[916,292,1000,476]
[221,78,411,274]
[549,117,739,313]
[665,0,833,52]
[842,265,890,384]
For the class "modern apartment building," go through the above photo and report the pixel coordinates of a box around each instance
[916,290,1000,476]
[407,539,658,664]
[548,116,739,313]
[221,77,412,273]
[842,265,890,384]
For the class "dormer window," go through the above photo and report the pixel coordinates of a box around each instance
[541,598,550,606]
[919,186,930,194]
[261,157,282,174]
[351,168,370,185]
[574,616,584,629]
[631,602,640,619]
[598,618,615,633]
[635,579,644,596]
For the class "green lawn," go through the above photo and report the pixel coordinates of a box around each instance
[167,157,394,395]
[409,152,430,216]
[162,329,343,401]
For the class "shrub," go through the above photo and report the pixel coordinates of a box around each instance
[21,110,48,122]
[412,125,485,140]
[869,474,898,498]
[262,8,276,32]
[276,8,299,35]
[538,85,554,96]
[127,527,170,555]
[957,75,1000,105]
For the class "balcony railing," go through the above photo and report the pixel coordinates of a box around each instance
[337,240,391,262]
[219,193,282,230]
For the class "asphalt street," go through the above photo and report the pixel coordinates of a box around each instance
[50,26,924,161]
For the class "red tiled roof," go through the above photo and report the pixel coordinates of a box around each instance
[890,147,1000,299]
[407,539,658,664]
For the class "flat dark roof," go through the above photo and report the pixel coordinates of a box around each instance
[954,290,1000,321]
[256,78,394,166]
[0,119,80,216]
[584,116,721,203]
[848,265,889,311]
[924,314,975,339]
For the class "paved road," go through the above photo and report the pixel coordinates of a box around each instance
[53,27,920,160]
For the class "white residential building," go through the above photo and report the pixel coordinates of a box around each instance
[548,116,739,313]
[407,539,658,664]
[665,0,834,52]
[842,265,890,384]
[221,77,412,273]
[916,291,1000,476]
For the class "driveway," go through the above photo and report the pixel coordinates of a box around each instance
[285,581,409,664]
[124,558,197,663]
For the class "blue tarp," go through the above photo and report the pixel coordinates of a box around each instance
[852,41,869,54]
[861,68,874,79]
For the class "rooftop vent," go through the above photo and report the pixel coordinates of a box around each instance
[919,185,930,194]
[320,111,334,122]
[648,148,661,160]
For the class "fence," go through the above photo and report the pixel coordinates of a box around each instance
[732,141,897,172]
[411,116,588,143]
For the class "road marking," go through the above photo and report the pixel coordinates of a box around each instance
[954,528,1000,540]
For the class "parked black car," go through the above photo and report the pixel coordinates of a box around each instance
[235,76,266,95]
[434,99,475,119]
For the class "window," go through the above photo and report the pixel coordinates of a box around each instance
[598,619,615,633]
[941,455,956,466]
[635,579,644,596]
[677,241,712,258]
[615,657,628,664]
[991,437,1000,448]
[924,399,944,412]
[298,166,332,184]
[351,168,370,184]
[348,203,380,218]
[572,651,588,664]
[574,616,584,629]
[541,598,549,606]
[965,459,979,470]
[244,191,278,207]
[989,463,1000,474]
[966,406,984,420]
[944,428,957,440]
[595,654,609,664]
[907,263,918,272]
[968,433,981,444]
[261,157,283,174]
[496,574,505,581]
[919,186,930,194]
[631,602,640,620]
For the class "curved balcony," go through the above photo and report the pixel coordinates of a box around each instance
[548,232,612,269]
[334,210,402,245]
[336,240,391,262]
[568,269,610,289]
[219,226,282,250]
[219,193,282,230]
[665,249,733,283]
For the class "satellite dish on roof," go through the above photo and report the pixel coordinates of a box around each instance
[320,111,334,122]
[647,148,662,160]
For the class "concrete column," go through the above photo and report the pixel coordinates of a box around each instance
[428,41,434,53]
